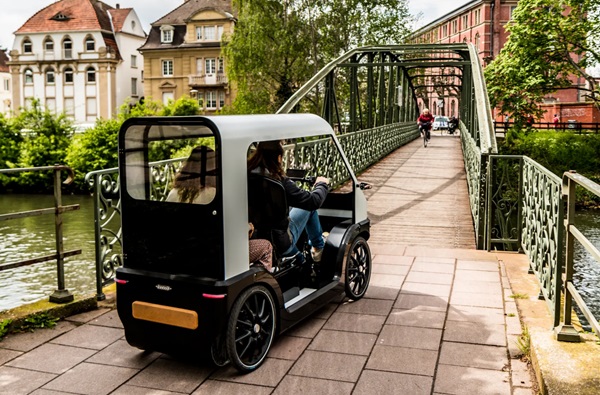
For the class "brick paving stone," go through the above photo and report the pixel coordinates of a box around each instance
[211,358,293,387]
[289,350,366,382]
[443,321,507,347]
[127,357,213,392]
[414,257,456,265]
[450,291,503,308]
[372,263,410,275]
[50,324,123,350]
[364,284,400,300]
[371,254,412,265]
[0,366,56,394]
[456,260,499,271]
[439,342,509,371]
[395,293,449,311]
[88,309,124,329]
[65,308,111,324]
[434,364,511,395]
[85,339,161,369]
[0,321,77,352]
[386,308,446,329]
[511,359,533,388]
[406,271,453,285]
[411,261,455,274]
[42,362,137,395]
[30,389,74,395]
[284,317,326,339]
[353,370,433,395]
[323,312,386,334]
[336,298,393,316]
[272,375,354,395]
[268,335,311,360]
[447,305,505,325]
[366,345,438,376]
[454,270,501,283]
[313,303,337,320]
[193,380,273,395]
[111,384,181,395]
[377,324,442,350]
[369,273,405,289]
[0,348,22,365]
[308,329,377,356]
[5,343,96,374]
[402,282,451,297]
[451,280,503,295]
[512,388,536,395]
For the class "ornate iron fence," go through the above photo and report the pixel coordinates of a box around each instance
[85,122,417,300]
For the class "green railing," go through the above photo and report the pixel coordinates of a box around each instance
[85,122,418,300]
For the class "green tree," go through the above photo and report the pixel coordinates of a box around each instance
[485,0,600,124]
[224,0,414,114]
[162,95,202,116]
[0,114,22,189]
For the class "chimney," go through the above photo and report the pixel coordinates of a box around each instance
[116,3,120,8]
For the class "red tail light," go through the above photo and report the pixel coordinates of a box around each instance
[202,293,226,299]
[115,279,128,285]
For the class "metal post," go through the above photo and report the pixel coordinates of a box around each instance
[49,166,74,303]
[555,172,580,341]
[93,174,106,301]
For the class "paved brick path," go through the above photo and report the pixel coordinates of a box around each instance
[0,134,534,394]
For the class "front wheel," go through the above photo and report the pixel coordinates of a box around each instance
[344,237,372,300]
[226,285,276,373]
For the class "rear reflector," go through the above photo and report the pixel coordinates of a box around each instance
[115,279,128,285]
[202,293,226,299]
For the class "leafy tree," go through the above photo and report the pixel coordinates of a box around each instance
[224,0,414,114]
[162,95,201,116]
[485,0,600,124]
[0,114,22,189]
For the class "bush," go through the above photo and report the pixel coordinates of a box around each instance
[0,114,23,190]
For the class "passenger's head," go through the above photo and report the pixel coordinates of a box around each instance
[423,108,430,115]
[247,140,286,180]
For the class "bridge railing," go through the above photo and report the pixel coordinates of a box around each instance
[85,122,418,300]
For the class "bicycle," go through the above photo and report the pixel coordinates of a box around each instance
[419,122,431,147]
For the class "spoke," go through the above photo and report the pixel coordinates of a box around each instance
[258,298,266,318]
[235,329,252,343]
[238,337,253,359]
[260,313,271,325]
[238,319,253,328]
[244,301,256,319]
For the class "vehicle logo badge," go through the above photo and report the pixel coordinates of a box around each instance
[155,284,172,291]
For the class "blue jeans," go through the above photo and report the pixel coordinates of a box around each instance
[283,208,324,256]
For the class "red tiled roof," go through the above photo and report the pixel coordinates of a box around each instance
[108,8,132,33]
[15,0,115,34]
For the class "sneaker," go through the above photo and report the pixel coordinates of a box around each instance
[311,232,329,262]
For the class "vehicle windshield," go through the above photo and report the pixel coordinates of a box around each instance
[435,116,448,122]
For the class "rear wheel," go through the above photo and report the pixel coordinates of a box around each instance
[226,285,276,372]
[344,237,372,300]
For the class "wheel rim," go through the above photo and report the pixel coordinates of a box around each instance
[347,240,370,297]
[233,290,274,368]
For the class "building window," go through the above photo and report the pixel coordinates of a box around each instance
[63,38,72,58]
[131,55,137,68]
[217,26,223,40]
[474,9,481,25]
[86,67,96,83]
[204,26,215,41]
[197,92,204,107]
[85,36,95,51]
[131,78,138,96]
[162,60,173,76]
[64,67,73,84]
[442,25,448,37]
[24,68,33,84]
[206,91,216,109]
[196,25,221,41]
[44,37,54,52]
[23,39,32,53]
[196,58,203,74]
[452,20,458,34]
[195,27,203,41]
[205,58,216,74]
[219,91,225,108]
[161,26,174,43]
[475,33,481,50]
[218,58,224,73]
[3,79,9,91]
[510,6,517,19]
[131,20,136,30]
[462,15,469,30]
[141,70,144,82]
[46,68,55,84]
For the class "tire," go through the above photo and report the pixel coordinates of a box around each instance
[423,131,428,147]
[344,237,372,300]
[226,285,276,372]
[210,334,229,367]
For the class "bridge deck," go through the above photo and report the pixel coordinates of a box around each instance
[362,133,475,248]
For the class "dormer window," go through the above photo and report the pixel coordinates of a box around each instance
[85,36,95,51]
[160,25,174,43]
[23,39,32,53]
[51,12,70,21]
[195,25,223,42]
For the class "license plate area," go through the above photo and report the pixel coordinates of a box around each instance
[132,301,198,330]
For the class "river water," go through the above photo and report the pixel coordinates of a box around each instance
[1,194,600,323]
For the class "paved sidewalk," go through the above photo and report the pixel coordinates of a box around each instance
[0,245,534,395]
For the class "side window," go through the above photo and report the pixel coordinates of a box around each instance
[123,124,219,205]
[86,67,96,83]
[23,38,32,53]
[85,36,95,51]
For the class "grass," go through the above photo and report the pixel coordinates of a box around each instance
[517,325,531,362]
[510,293,529,299]
[507,313,516,317]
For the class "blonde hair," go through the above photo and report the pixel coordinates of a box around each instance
[423,108,430,113]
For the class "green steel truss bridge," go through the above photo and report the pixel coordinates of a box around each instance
[84,44,598,340]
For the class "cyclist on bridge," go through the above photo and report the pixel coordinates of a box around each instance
[417,108,434,142]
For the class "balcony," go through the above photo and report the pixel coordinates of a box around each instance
[188,73,228,87]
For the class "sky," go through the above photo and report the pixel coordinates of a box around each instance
[0,0,472,51]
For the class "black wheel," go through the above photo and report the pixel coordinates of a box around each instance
[423,131,428,147]
[210,334,229,367]
[344,237,371,300]
[226,285,276,372]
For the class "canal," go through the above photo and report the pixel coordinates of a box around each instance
[1,194,599,326]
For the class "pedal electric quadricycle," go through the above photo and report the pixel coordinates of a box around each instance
[116,114,372,372]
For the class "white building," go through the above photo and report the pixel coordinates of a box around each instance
[0,49,11,115]
[8,0,146,124]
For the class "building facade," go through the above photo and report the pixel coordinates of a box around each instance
[409,0,594,123]
[0,49,11,115]
[8,0,146,124]
[139,0,235,113]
